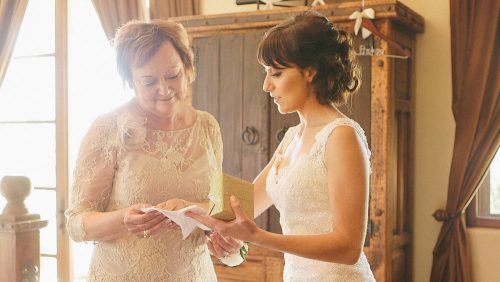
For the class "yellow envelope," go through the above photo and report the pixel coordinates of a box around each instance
[209,173,254,221]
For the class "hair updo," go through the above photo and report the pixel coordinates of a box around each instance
[257,10,360,106]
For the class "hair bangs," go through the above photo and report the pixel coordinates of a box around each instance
[257,28,294,69]
[133,29,164,68]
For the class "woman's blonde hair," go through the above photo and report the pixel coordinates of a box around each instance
[113,19,195,84]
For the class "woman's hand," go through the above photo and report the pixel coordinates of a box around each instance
[155,198,189,230]
[123,203,167,238]
[187,196,260,242]
[155,198,187,211]
[207,232,243,258]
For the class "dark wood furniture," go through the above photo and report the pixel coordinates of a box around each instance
[173,1,424,281]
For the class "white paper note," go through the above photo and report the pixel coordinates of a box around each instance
[141,205,210,240]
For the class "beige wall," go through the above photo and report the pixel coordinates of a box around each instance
[399,0,454,281]
[468,228,500,281]
[199,1,500,281]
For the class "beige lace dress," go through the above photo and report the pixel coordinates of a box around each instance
[266,118,376,282]
[65,108,221,281]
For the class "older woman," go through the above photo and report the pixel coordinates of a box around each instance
[65,20,220,281]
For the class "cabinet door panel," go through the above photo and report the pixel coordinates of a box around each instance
[241,32,269,183]
[219,34,245,177]
[241,31,270,229]
[192,37,220,116]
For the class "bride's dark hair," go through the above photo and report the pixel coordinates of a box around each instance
[258,10,361,106]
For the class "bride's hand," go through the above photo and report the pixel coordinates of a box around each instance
[186,196,259,242]
[207,232,243,258]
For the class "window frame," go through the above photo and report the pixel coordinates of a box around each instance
[0,0,69,280]
[55,0,70,281]
[467,169,500,228]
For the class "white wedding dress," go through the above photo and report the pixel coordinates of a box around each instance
[266,118,376,282]
[65,107,220,281]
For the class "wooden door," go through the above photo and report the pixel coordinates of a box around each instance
[388,22,415,282]
[191,30,299,230]
[192,32,268,180]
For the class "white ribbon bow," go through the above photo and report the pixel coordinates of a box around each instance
[311,0,326,6]
[349,8,375,39]
[263,0,277,9]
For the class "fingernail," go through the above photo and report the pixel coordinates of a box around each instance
[230,196,236,202]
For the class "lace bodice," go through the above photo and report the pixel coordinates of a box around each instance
[266,118,375,282]
[65,108,220,281]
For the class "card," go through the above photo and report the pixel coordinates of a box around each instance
[209,173,254,221]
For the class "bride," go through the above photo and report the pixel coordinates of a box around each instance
[188,10,376,282]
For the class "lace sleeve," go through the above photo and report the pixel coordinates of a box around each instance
[206,113,223,172]
[65,114,118,242]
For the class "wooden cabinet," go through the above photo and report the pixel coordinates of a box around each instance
[173,1,423,281]
[189,27,299,233]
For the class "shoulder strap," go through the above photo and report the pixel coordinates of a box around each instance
[314,118,371,160]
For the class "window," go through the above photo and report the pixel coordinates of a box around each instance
[0,1,60,281]
[467,149,500,228]
[68,1,130,281]
[0,1,131,281]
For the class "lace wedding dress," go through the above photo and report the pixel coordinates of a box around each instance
[65,108,220,281]
[266,118,376,282]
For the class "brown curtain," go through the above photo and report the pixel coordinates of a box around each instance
[92,0,145,41]
[149,0,200,19]
[430,1,500,281]
[0,0,29,87]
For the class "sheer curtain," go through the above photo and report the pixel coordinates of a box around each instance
[430,1,500,281]
[91,0,145,41]
[0,0,28,86]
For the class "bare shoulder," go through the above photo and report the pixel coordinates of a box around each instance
[324,124,368,169]
[326,124,364,150]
